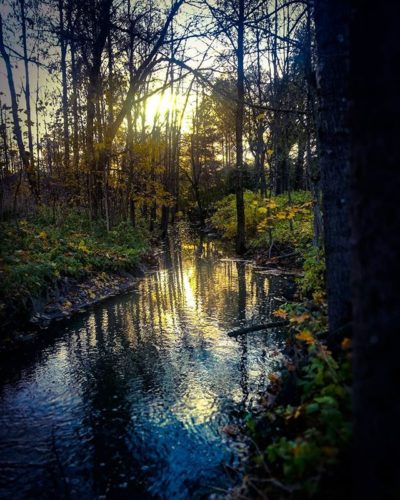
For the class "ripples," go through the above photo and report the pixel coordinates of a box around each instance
[0,246,293,499]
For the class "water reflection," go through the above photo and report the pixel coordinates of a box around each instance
[0,237,293,499]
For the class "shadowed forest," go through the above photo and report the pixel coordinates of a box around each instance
[0,0,399,498]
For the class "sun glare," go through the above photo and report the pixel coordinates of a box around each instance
[145,92,176,124]
[144,91,192,132]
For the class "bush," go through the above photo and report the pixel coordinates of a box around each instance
[298,246,326,298]
[243,249,351,498]
[210,190,313,249]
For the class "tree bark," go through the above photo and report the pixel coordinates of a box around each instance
[314,0,352,342]
[235,0,246,255]
[350,1,400,498]
[20,0,34,172]
[59,0,69,172]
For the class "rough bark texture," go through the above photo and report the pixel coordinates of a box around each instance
[314,0,351,340]
[350,1,400,498]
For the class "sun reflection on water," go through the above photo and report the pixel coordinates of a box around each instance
[0,237,293,499]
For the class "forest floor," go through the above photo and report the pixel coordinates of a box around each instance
[0,211,158,351]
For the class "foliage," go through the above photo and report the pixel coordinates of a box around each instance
[0,210,148,301]
[210,191,313,249]
[243,253,351,498]
[298,246,326,299]
[210,191,266,238]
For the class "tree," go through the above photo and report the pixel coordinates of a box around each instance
[350,1,400,498]
[235,0,246,254]
[314,0,351,343]
[0,14,39,201]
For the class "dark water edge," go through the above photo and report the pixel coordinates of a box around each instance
[0,265,149,353]
[0,235,295,499]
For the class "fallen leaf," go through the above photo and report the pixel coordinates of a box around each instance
[273,308,288,319]
[295,330,315,345]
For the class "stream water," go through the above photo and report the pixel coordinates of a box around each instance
[0,236,294,499]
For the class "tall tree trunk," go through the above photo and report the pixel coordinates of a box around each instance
[350,2,400,498]
[20,0,34,172]
[86,67,99,217]
[86,0,113,219]
[314,0,351,342]
[255,28,266,198]
[305,4,322,248]
[294,131,305,190]
[68,4,79,179]
[235,0,246,254]
[0,15,38,201]
[59,0,69,172]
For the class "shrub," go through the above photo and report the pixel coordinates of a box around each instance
[210,190,313,249]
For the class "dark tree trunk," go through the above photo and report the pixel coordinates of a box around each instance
[235,0,246,255]
[294,132,305,190]
[314,0,352,342]
[59,0,69,171]
[350,2,400,498]
[254,28,266,198]
[20,0,34,172]
[86,0,112,219]
[129,198,135,228]
[160,206,169,239]
[68,6,79,178]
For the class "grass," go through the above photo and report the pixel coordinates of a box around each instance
[0,209,149,302]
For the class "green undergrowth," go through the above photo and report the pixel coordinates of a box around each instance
[243,248,352,498]
[210,190,313,250]
[0,209,149,303]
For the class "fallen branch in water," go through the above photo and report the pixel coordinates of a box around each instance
[272,251,300,260]
[227,321,289,337]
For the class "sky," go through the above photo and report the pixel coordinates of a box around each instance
[0,0,298,149]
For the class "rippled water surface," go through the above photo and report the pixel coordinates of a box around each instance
[0,238,293,499]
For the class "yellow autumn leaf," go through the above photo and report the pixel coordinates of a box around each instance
[78,240,90,254]
[290,312,311,324]
[294,405,303,418]
[295,330,315,345]
[341,337,351,350]
[273,308,288,319]
[312,291,326,304]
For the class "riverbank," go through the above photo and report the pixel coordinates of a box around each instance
[0,211,158,351]
[0,269,151,354]
[233,248,352,499]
